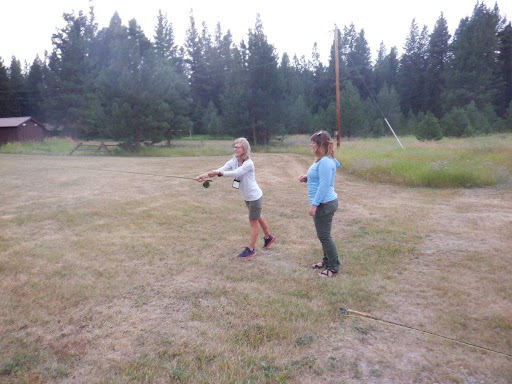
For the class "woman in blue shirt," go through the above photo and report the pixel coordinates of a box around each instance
[299,131,340,277]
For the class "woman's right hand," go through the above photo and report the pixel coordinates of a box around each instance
[299,175,307,183]
[195,173,209,182]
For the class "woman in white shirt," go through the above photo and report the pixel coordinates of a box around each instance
[196,138,275,258]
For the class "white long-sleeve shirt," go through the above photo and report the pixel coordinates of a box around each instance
[217,158,263,202]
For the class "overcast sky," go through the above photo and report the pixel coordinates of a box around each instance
[1,0,509,68]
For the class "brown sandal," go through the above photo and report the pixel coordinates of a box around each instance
[318,269,338,278]
[311,262,324,269]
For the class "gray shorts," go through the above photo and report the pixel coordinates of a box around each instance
[245,196,263,220]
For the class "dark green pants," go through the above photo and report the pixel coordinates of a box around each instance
[313,199,339,272]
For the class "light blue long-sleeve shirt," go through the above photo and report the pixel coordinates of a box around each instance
[307,156,340,206]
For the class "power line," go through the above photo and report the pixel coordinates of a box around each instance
[345,53,405,149]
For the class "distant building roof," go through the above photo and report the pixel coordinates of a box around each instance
[0,117,45,128]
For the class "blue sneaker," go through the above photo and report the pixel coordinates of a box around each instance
[263,235,275,249]
[237,247,256,258]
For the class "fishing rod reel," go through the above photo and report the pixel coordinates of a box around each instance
[202,179,213,188]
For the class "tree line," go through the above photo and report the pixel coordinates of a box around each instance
[0,1,511,145]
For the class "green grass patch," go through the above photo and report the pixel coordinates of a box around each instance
[0,137,75,155]
[262,134,512,188]
[337,136,511,188]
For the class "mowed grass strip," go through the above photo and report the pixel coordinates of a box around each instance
[0,154,421,383]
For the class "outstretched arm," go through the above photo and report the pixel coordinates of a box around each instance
[195,159,233,182]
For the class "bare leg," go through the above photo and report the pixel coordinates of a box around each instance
[249,219,259,249]
[258,215,270,238]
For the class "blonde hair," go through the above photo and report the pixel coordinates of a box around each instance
[234,137,251,160]
[310,131,335,160]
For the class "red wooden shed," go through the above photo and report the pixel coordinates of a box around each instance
[0,117,48,144]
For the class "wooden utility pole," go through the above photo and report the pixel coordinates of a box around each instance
[334,25,341,147]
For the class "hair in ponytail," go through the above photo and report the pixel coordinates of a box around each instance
[310,131,335,160]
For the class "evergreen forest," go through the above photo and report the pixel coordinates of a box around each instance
[1,1,511,145]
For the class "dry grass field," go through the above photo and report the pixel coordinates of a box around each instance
[1,152,511,383]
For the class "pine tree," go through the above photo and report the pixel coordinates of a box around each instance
[204,22,226,110]
[416,111,443,140]
[506,100,512,131]
[279,53,294,131]
[8,57,24,116]
[398,19,429,114]
[374,45,399,95]
[202,101,221,135]
[311,42,332,113]
[340,81,368,137]
[184,12,211,132]
[312,103,336,133]
[95,14,191,146]
[24,56,45,120]
[497,22,512,116]
[90,12,123,71]
[387,47,399,91]
[427,13,450,117]
[247,14,282,144]
[372,86,402,136]
[0,58,11,117]
[288,95,312,134]
[404,110,418,135]
[296,51,315,112]
[440,107,474,137]
[45,10,99,138]
[348,29,373,99]
[154,10,178,63]
[464,101,491,133]
[374,42,387,94]
[220,38,250,138]
[443,3,503,111]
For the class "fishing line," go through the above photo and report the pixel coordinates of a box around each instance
[339,308,512,358]
[55,165,213,188]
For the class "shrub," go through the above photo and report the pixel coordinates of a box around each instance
[440,107,474,137]
[403,110,417,135]
[415,112,443,141]
[202,101,222,136]
[464,101,491,134]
